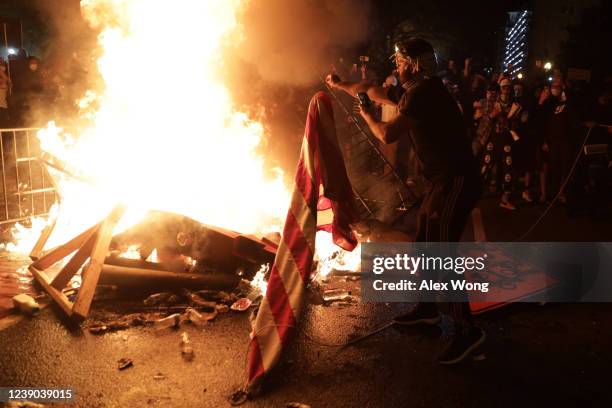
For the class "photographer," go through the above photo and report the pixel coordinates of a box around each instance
[327,38,485,364]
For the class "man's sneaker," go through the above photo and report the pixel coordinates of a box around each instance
[437,327,486,365]
[393,306,441,326]
[522,190,533,203]
[499,200,516,210]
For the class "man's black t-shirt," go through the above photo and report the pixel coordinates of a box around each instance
[388,77,478,180]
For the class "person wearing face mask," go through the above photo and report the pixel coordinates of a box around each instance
[329,38,485,365]
[473,82,499,156]
[511,81,536,203]
[536,78,576,204]
[11,56,44,126]
[475,79,520,209]
[0,60,11,127]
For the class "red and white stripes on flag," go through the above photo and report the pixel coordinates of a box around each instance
[246,91,357,394]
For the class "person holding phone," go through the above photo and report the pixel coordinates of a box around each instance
[327,38,484,365]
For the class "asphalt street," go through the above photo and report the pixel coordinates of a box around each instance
[0,196,611,407]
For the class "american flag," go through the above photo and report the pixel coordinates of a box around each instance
[246,91,357,394]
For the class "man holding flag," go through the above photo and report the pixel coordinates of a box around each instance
[327,38,485,364]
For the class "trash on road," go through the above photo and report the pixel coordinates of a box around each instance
[230,297,252,312]
[322,288,352,302]
[7,402,46,408]
[88,324,108,334]
[185,307,216,328]
[215,304,229,313]
[117,357,133,370]
[12,293,41,315]
[286,403,311,408]
[143,292,174,306]
[180,331,194,361]
[228,389,248,406]
[154,313,182,329]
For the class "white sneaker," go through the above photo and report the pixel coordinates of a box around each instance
[522,190,533,203]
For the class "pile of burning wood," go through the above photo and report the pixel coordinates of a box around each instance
[29,209,278,320]
[106,210,278,289]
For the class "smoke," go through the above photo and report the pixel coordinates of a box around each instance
[234,0,371,86]
[22,0,100,127]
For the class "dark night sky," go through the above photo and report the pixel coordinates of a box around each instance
[364,0,531,72]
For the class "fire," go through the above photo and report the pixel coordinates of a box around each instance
[17,0,291,252]
[314,231,361,279]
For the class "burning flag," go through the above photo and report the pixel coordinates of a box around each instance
[245,91,357,395]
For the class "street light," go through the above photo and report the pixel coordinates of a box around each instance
[7,48,16,55]
[517,73,524,79]
[544,61,552,70]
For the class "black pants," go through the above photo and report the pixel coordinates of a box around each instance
[415,175,481,331]
[480,132,514,194]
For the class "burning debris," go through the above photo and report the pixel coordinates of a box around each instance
[109,211,276,281]
[28,206,275,320]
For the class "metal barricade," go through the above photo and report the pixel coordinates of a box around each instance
[0,128,58,225]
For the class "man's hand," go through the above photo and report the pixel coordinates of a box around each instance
[325,73,341,88]
[359,103,375,121]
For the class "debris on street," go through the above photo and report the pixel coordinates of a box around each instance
[12,293,41,315]
[86,312,147,334]
[6,402,46,408]
[154,313,182,330]
[230,297,252,312]
[216,304,230,313]
[185,307,216,329]
[180,331,194,361]
[143,292,175,306]
[322,288,352,302]
[117,357,133,370]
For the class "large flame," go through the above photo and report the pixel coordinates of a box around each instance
[22,0,290,250]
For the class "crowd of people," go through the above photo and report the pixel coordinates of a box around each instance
[450,61,609,209]
[361,56,611,210]
[0,51,49,129]
[325,37,610,364]
[439,58,611,210]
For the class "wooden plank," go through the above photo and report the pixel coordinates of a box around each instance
[31,223,100,270]
[50,231,98,290]
[72,205,125,319]
[29,266,74,317]
[29,218,57,260]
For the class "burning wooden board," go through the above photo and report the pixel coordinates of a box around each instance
[28,207,277,320]
[108,210,277,280]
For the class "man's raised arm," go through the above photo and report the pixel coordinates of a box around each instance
[325,73,398,107]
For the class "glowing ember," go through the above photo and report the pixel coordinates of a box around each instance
[11,0,290,253]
